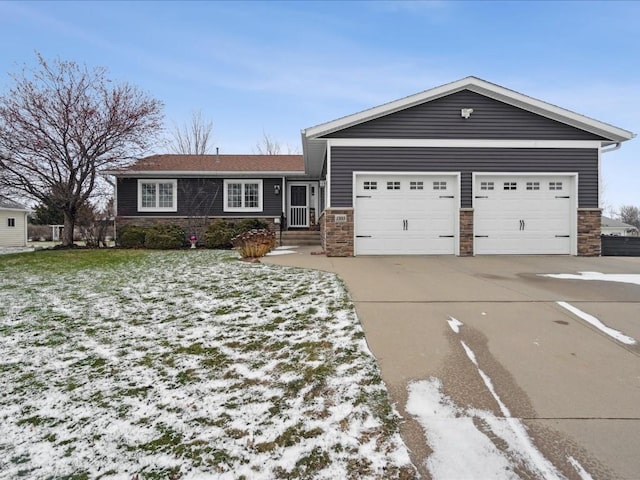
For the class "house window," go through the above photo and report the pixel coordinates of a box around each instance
[433,181,447,190]
[526,182,540,191]
[549,181,563,191]
[7,218,16,227]
[410,181,424,190]
[137,179,178,212]
[363,181,377,190]
[387,181,400,190]
[224,180,263,212]
[480,181,494,191]
[503,182,517,190]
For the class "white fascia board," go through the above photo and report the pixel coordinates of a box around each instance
[108,170,304,177]
[328,139,603,149]
[302,76,635,142]
[0,206,30,212]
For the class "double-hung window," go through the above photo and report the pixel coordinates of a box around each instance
[137,179,178,212]
[224,180,263,212]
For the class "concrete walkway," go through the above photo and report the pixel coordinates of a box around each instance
[265,248,640,479]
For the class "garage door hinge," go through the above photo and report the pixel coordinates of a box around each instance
[439,235,455,238]
[475,195,489,199]
[439,195,455,198]
[475,235,489,238]
[356,195,372,198]
[555,235,570,238]
[555,196,570,199]
[356,235,372,238]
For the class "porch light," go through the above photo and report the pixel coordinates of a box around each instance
[319,180,326,187]
[274,184,281,195]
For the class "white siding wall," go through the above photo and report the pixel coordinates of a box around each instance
[0,210,27,247]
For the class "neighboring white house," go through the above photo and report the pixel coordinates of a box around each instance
[601,216,639,236]
[0,196,29,247]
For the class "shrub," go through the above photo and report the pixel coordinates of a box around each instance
[145,224,186,249]
[118,226,147,248]
[203,220,236,249]
[234,218,269,234]
[232,229,276,258]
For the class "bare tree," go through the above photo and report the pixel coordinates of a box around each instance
[618,205,640,229]
[254,131,300,155]
[179,178,220,243]
[169,110,214,154]
[0,53,163,247]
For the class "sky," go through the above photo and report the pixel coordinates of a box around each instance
[0,0,638,211]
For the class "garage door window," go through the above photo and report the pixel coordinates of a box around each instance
[363,181,377,190]
[410,181,424,190]
[480,181,494,190]
[549,181,563,191]
[387,181,400,190]
[433,181,447,190]
[526,182,540,190]
[504,182,517,190]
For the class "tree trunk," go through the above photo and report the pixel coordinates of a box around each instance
[62,211,75,247]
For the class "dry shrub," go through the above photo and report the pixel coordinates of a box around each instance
[232,229,276,258]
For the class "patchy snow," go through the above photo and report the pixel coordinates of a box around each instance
[0,247,33,255]
[266,249,297,256]
[407,316,591,480]
[541,271,640,286]
[0,250,416,479]
[568,455,595,480]
[556,301,637,345]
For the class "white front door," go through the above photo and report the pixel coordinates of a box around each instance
[474,175,575,254]
[354,174,458,255]
[288,184,309,228]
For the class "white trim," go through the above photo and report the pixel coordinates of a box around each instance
[472,172,578,255]
[137,179,178,212]
[223,179,263,213]
[597,148,602,208]
[303,77,634,142]
[24,211,28,246]
[288,183,310,228]
[327,138,602,149]
[281,176,286,215]
[352,171,460,256]
[326,141,332,208]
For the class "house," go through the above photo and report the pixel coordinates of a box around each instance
[108,154,318,235]
[0,195,29,248]
[109,77,635,256]
[302,76,634,256]
[601,216,639,236]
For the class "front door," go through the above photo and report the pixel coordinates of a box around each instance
[289,184,309,228]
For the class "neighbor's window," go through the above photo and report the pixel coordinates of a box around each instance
[7,218,16,227]
[224,180,263,212]
[137,179,178,212]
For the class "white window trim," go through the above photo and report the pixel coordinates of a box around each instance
[223,179,263,212]
[137,179,178,212]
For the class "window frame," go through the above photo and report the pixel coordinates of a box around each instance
[223,179,263,212]
[137,179,178,212]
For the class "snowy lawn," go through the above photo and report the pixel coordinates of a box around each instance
[0,249,416,480]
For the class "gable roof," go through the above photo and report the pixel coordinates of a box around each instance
[0,195,28,211]
[105,154,305,177]
[301,76,635,176]
[601,216,639,231]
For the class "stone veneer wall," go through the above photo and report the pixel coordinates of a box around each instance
[577,208,601,256]
[459,208,474,257]
[322,208,354,257]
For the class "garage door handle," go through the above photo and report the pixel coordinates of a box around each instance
[356,195,372,198]
[356,235,372,238]
[439,195,455,198]
[555,235,570,238]
[555,196,570,199]
[475,235,489,238]
[475,196,489,199]
[439,235,455,238]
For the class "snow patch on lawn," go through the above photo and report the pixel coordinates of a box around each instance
[556,301,637,345]
[541,271,640,286]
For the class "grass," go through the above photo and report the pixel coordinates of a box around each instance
[0,249,416,479]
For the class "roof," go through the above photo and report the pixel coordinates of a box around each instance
[105,154,305,176]
[301,76,636,177]
[601,216,639,231]
[0,195,28,211]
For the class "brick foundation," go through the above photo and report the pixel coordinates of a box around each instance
[460,208,474,256]
[577,209,601,256]
[321,208,354,257]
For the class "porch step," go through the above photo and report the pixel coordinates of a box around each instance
[278,230,321,246]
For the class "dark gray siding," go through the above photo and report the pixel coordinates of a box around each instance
[324,91,605,141]
[330,147,598,208]
[117,177,283,217]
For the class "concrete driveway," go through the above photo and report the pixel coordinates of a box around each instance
[265,250,640,479]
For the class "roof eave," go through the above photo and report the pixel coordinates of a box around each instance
[104,170,306,177]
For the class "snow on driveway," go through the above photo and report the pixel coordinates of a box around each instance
[541,271,640,287]
[406,317,593,480]
[556,301,637,345]
[0,250,416,479]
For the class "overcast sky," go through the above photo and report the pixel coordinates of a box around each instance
[0,0,638,210]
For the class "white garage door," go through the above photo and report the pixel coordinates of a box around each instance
[474,175,574,255]
[355,174,457,255]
